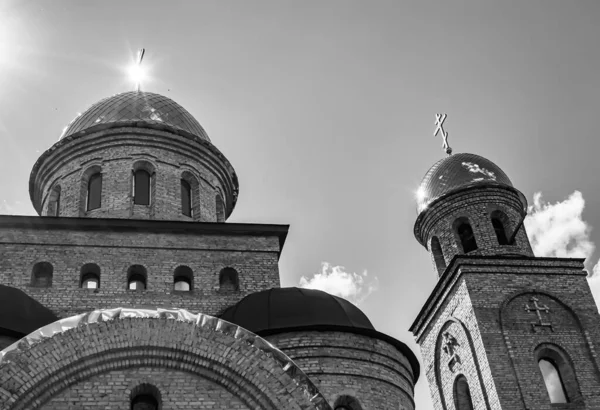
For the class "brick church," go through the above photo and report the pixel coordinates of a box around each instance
[0,90,598,409]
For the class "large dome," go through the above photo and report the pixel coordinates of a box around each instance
[416,153,513,213]
[220,287,374,333]
[59,91,210,141]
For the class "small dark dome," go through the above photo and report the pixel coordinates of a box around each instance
[220,287,374,333]
[60,91,210,141]
[416,153,513,213]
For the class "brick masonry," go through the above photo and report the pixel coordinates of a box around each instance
[266,331,417,410]
[0,316,326,410]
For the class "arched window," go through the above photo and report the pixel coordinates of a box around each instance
[539,359,568,403]
[219,267,239,291]
[87,172,102,211]
[491,210,510,245]
[80,263,101,289]
[181,179,192,217]
[453,375,474,410]
[31,262,53,288]
[133,169,151,205]
[130,384,161,410]
[431,236,446,273]
[455,217,477,253]
[174,265,193,291]
[333,395,363,410]
[127,265,147,291]
[215,193,225,222]
[48,185,61,217]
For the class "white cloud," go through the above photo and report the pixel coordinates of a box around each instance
[0,200,36,216]
[524,191,600,306]
[299,262,378,305]
[525,191,594,259]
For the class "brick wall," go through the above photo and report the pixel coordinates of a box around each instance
[266,331,416,410]
[0,216,286,318]
[30,127,238,222]
[0,315,329,410]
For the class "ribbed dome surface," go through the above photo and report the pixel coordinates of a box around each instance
[220,287,374,334]
[416,153,513,213]
[60,91,210,141]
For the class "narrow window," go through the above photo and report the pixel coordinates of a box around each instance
[454,375,474,410]
[87,173,102,211]
[80,263,100,289]
[333,395,363,410]
[31,262,53,288]
[215,193,225,222]
[127,265,147,291]
[174,265,193,291]
[455,218,477,253]
[48,185,61,217]
[219,267,239,291]
[431,236,446,273]
[55,189,61,216]
[539,359,568,403]
[134,170,151,205]
[181,179,192,217]
[492,218,509,245]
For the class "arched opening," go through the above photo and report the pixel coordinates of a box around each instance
[430,236,446,273]
[219,267,239,292]
[333,395,363,410]
[181,179,192,217]
[491,210,511,245]
[48,185,61,217]
[133,169,151,205]
[453,375,474,410]
[174,265,193,291]
[80,263,100,289]
[127,265,147,291]
[31,262,53,287]
[215,193,225,222]
[539,359,568,403]
[87,172,102,211]
[130,383,161,410]
[454,217,478,253]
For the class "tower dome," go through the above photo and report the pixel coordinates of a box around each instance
[414,153,533,277]
[31,90,237,221]
[59,91,210,142]
[416,153,514,214]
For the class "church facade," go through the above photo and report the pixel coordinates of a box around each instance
[0,89,599,409]
[0,92,417,410]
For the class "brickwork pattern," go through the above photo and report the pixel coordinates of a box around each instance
[0,222,282,318]
[412,257,600,410]
[30,127,238,222]
[266,331,416,410]
[0,316,328,410]
[415,186,533,277]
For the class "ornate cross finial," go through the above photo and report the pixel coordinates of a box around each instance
[433,114,452,156]
[524,296,553,332]
[131,48,146,92]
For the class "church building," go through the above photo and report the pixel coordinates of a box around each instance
[0,89,598,409]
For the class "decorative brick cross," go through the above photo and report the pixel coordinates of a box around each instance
[442,331,460,371]
[524,296,553,332]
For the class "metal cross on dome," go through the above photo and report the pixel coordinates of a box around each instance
[433,113,452,156]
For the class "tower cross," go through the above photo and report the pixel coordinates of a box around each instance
[524,296,553,332]
[134,48,145,92]
[433,114,452,156]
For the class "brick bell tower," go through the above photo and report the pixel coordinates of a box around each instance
[410,152,600,409]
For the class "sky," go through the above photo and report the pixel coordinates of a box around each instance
[1,1,600,408]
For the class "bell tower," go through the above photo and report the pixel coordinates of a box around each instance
[410,152,600,409]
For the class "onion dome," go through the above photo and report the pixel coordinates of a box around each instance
[59,91,210,141]
[220,287,420,379]
[416,153,514,214]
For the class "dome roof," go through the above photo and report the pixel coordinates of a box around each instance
[416,153,513,213]
[59,91,210,141]
[220,287,374,333]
